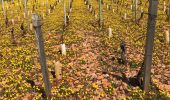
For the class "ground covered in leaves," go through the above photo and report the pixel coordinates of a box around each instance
[0,0,170,99]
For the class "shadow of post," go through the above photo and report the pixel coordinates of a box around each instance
[109,72,143,89]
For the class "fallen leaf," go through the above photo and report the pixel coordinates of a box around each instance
[23,93,34,100]
[97,75,104,80]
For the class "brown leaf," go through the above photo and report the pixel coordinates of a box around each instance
[23,93,34,100]
[97,75,104,80]
[76,72,81,77]
[35,81,42,87]
[91,73,97,79]
[164,85,170,91]
[102,79,111,88]
[155,75,161,79]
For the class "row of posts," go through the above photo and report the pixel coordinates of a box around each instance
[31,0,73,99]
[1,0,169,99]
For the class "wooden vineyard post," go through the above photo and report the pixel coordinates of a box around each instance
[1,0,4,13]
[165,30,170,44]
[24,0,27,17]
[46,0,49,15]
[61,1,67,56]
[164,1,166,13]
[135,0,138,23]
[132,0,137,23]
[132,0,134,20]
[68,0,71,13]
[12,0,14,4]
[108,27,113,38]
[11,27,17,45]
[99,0,103,29]
[124,13,127,20]
[169,4,170,22]
[88,0,92,12]
[116,0,118,12]
[143,0,158,96]
[89,0,91,6]
[64,2,67,27]
[1,0,6,19]
[32,14,51,99]
[120,41,126,64]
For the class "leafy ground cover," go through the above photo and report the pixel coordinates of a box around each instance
[0,0,170,99]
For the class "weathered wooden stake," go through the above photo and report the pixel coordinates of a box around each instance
[1,0,6,18]
[132,0,137,23]
[135,0,138,22]
[24,12,26,18]
[95,14,98,19]
[124,13,127,20]
[11,27,17,45]
[88,0,91,5]
[141,7,143,13]
[131,4,133,10]
[46,0,49,14]
[48,9,51,14]
[1,0,4,12]
[61,43,66,55]
[61,1,67,56]
[108,27,113,38]
[108,5,111,10]
[12,0,14,4]
[85,0,87,5]
[143,0,158,95]
[135,0,138,10]
[116,0,118,12]
[120,41,126,64]
[32,14,51,99]
[164,1,166,13]
[30,23,33,30]
[89,5,92,12]
[12,19,15,25]
[64,2,67,27]
[54,61,62,79]
[99,0,103,28]
[18,16,20,21]
[24,0,27,17]
[107,4,109,10]
[165,30,170,44]
[68,0,71,13]
[169,4,170,22]
[112,9,115,13]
